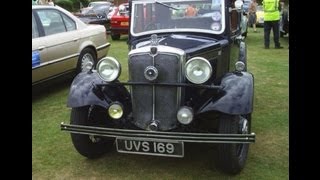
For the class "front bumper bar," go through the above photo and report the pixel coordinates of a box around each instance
[61,123,255,144]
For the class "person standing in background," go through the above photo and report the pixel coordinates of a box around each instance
[248,0,258,32]
[185,4,197,17]
[263,0,283,49]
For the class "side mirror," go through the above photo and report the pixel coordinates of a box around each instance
[234,0,243,12]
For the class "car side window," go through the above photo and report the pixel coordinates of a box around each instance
[36,9,66,36]
[229,0,239,35]
[230,10,238,32]
[32,13,39,39]
[61,13,76,31]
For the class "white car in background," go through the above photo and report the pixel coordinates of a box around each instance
[32,5,110,86]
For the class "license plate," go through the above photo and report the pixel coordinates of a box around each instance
[120,22,129,26]
[116,138,184,157]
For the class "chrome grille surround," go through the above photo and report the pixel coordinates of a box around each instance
[128,45,185,131]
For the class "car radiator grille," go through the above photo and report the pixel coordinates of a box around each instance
[129,53,182,131]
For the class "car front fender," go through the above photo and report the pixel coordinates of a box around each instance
[67,71,109,108]
[199,72,254,115]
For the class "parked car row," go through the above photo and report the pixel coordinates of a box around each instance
[109,3,129,40]
[75,1,113,33]
[80,1,112,15]
[74,1,130,40]
[32,5,110,85]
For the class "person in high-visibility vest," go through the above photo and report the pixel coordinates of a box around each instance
[263,0,283,49]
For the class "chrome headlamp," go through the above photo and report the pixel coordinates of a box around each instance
[235,61,245,71]
[96,57,121,82]
[185,57,212,84]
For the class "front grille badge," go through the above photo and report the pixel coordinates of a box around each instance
[144,66,159,81]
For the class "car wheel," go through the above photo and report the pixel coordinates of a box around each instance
[77,48,97,73]
[214,113,251,174]
[70,106,114,159]
[111,33,120,40]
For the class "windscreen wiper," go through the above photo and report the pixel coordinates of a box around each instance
[155,0,179,10]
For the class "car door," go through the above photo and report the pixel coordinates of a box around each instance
[32,11,48,84]
[32,8,79,84]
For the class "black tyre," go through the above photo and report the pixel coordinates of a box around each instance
[214,114,251,174]
[77,48,97,73]
[111,33,120,40]
[70,106,114,159]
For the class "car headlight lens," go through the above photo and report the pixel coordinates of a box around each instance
[96,57,121,82]
[185,57,212,84]
[108,102,123,119]
[177,106,194,125]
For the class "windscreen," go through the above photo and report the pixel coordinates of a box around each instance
[131,0,225,36]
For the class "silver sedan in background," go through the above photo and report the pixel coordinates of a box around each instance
[32,5,110,85]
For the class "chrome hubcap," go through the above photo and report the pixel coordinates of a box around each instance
[81,53,94,72]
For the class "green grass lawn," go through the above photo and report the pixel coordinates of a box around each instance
[32,30,289,179]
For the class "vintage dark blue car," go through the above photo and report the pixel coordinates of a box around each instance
[61,0,255,174]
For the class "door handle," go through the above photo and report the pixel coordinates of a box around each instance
[72,38,79,41]
[38,46,46,51]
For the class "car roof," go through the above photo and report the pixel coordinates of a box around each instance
[89,1,112,6]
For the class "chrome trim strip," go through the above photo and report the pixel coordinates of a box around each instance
[152,54,156,121]
[32,43,110,70]
[97,82,222,90]
[32,69,75,86]
[32,53,79,70]
[129,45,185,57]
[96,43,111,51]
[61,123,256,143]
[38,40,80,49]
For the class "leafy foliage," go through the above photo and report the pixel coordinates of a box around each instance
[55,0,74,12]
[55,0,90,12]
